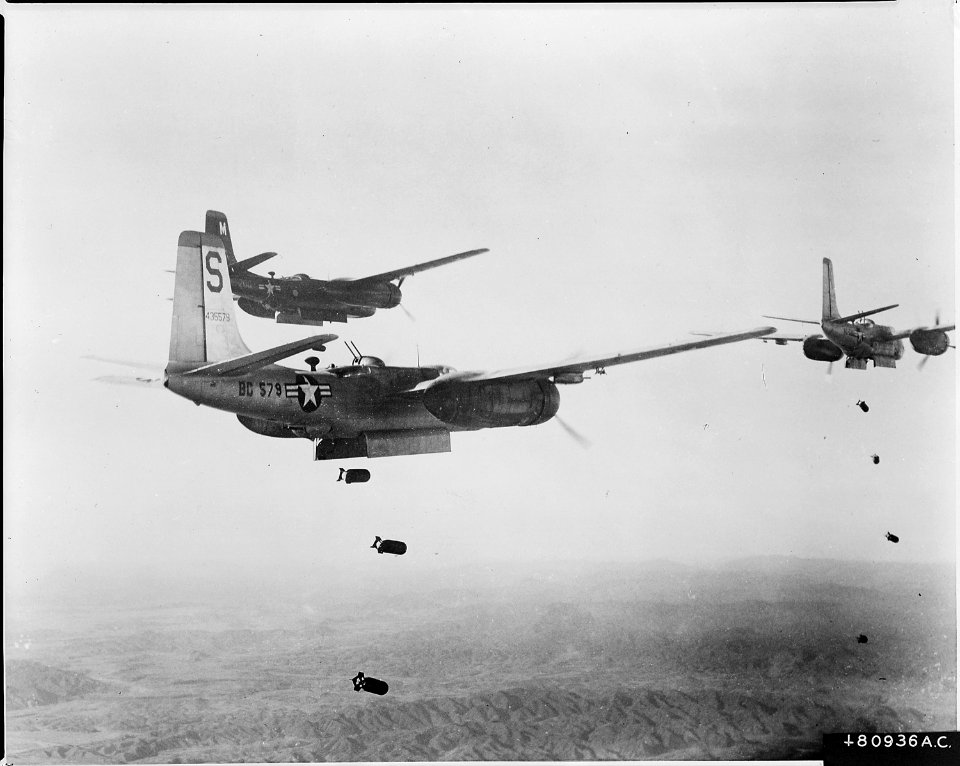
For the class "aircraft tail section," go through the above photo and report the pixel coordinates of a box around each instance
[169,231,251,364]
[822,257,840,322]
[205,210,236,265]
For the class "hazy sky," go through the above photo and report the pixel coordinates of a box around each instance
[3,3,955,599]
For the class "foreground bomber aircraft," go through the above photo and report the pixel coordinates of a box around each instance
[205,211,488,326]
[165,231,774,460]
[759,258,954,370]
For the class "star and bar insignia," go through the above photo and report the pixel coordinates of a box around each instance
[286,374,332,412]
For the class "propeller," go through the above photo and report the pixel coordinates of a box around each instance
[555,415,592,449]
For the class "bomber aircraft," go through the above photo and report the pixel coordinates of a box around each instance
[163,231,773,460]
[758,258,954,370]
[205,211,488,326]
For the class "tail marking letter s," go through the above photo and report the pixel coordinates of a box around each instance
[205,252,224,293]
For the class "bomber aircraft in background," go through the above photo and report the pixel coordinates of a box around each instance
[158,231,774,461]
[758,258,954,371]
[205,211,488,326]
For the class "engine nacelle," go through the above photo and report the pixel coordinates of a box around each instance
[423,379,560,430]
[802,336,844,363]
[237,414,297,438]
[326,280,402,309]
[909,328,949,357]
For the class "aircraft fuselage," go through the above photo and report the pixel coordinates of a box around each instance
[821,319,904,363]
[165,361,446,438]
[230,270,400,321]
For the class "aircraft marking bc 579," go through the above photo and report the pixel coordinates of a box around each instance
[165,231,774,460]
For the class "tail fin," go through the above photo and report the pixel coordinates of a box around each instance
[169,231,251,364]
[205,210,236,266]
[822,257,840,321]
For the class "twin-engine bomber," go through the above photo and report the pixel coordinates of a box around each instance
[164,231,774,460]
[758,258,954,370]
[205,211,488,326]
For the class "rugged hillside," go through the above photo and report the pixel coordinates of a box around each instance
[5,558,955,763]
[6,660,114,711]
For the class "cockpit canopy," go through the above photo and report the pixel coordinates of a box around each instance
[359,355,386,368]
[290,273,310,281]
[854,318,875,328]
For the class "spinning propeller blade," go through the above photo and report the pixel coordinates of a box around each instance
[555,416,592,449]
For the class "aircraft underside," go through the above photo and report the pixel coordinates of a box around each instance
[236,296,375,325]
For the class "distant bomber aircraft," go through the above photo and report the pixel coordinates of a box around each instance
[162,231,773,461]
[758,258,954,370]
[205,211,488,326]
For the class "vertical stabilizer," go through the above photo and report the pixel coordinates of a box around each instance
[169,231,251,364]
[822,257,840,321]
[205,210,236,265]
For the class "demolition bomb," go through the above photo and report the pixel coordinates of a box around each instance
[351,672,389,695]
[338,468,371,484]
[886,531,899,543]
[871,454,880,465]
[856,400,869,413]
[371,536,407,555]
[857,634,869,644]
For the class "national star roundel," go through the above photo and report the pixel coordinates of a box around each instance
[285,374,332,412]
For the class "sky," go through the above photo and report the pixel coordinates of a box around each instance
[3,2,955,601]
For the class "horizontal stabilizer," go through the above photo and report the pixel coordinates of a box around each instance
[447,326,776,384]
[233,252,278,272]
[95,374,163,387]
[833,304,899,323]
[184,334,338,377]
[348,248,489,283]
[83,354,161,374]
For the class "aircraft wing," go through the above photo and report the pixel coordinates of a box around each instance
[694,330,807,343]
[887,323,955,341]
[447,326,775,384]
[346,248,489,283]
[183,334,338,377]
[233,252,278,272]
[758,332,808,343]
